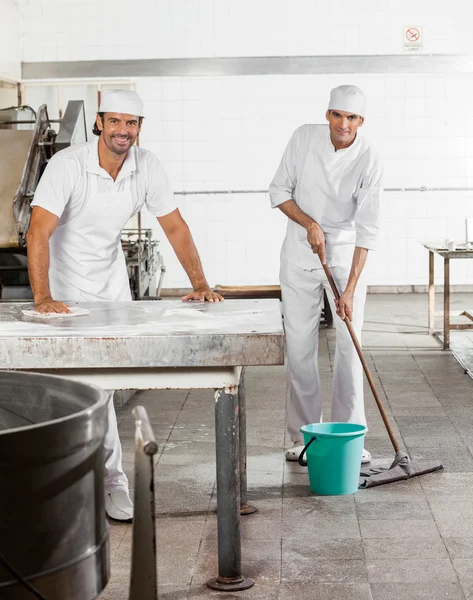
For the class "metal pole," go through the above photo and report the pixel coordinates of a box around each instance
[129,406,158,600]
[207,386,254,592]
[428,251,435,335]
[238,369,257,516]
[444,257,450,350]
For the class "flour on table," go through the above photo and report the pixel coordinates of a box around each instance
[162,308,207,318]
[22,306,90,319]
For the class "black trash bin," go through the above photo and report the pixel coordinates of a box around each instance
[0,370,110,600]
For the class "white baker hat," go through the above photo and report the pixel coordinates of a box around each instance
[328,85,366,117]
[99,89,145,117]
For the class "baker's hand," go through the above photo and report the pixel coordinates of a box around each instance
[336,289,354,321]
[307,222,326,264]
[181,287,224,303]
[34,297,71,314]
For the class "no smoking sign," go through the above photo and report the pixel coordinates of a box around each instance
[404,25,423,51]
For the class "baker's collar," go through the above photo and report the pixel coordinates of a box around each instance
[325,125,360,154]
[86,136,137,180]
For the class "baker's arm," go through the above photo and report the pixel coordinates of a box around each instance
[336,161,383,320]
[26,207,71,313]
[277,199,327,264]
[269,126,326,263]
[157,208,223,302]
[336,247,369,321]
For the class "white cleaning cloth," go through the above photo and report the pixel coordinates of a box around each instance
[22,306,90,319]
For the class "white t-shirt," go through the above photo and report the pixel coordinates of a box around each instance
[269,124,383,270]
[31,136,177,222]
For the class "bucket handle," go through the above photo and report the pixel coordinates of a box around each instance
[298,436,317,467]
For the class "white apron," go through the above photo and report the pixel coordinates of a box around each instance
[49,174,133,302]
[48,172,133,491]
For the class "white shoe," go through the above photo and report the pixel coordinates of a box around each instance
[105,489,134,522]
[361,448,371,464]
[285,442,305,462]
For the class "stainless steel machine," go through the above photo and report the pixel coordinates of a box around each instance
[0,102,165,301]
[122,228,166,300]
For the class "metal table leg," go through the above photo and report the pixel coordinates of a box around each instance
[428,250,435,335]
[129,406,158,600]
[444,257,450,350]
[207,385,254,592]
[238,368,257,516]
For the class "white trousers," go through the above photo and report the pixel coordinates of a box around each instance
[104,391,129,492]
[280,258,367,443]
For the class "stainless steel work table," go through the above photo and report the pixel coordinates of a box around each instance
[0,299,285,592]
[423,243,473,350]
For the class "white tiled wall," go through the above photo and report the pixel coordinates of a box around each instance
[17,1,473,289]
[19,0,473,61]
[22,71,473,289]
[132,73,473,288]
[0,0,21,81]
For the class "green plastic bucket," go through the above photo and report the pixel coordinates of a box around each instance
[299,422,367,495]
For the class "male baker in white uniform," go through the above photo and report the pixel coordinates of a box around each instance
[269,85,383,463]
[27,89,223,521]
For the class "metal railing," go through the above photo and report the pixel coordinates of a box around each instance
[174,186,473,196]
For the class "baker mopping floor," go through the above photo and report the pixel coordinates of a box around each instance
[269,85,442,488]
[269,84,382,466]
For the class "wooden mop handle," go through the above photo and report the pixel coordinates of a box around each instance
[322,263,401,454]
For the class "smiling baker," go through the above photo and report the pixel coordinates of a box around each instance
[26,89,222,522]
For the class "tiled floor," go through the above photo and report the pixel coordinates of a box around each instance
[100,293,473,600]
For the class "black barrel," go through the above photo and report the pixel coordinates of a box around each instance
[0,370,110,599]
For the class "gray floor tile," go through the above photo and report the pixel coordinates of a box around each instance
[430,502,473,537]
[279,582,373,600]
[359,519,441,538]
[99,568,130,600]
[356,501,433,520]
[367,558,458,583]
[157,441,216,466]
[445,538,473,559]
[157,543,201,586]
[355,479,425,504]
[391,406,448,417]
[246,468,284,488]
[394,415,458,431]
[200,536,281,562]
[363,537,448,560]
[420,472,473,502]
[156,584,190,600]
[370,582,466,600]
[282,494,356,517]
[282,557,368,584]
[403,434,468,448]
[282,537,364,560]
[452,559,473,599]
[242,496,283,518]
[282,517,361,541]
[156,516,205,543]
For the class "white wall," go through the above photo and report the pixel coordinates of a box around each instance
[132,72,473,288]
[0,0,21,82]
[19,0,473,61]
[18,1,473,289]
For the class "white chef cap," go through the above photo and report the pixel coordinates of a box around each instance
[99,89,145,117]
[328,85,366,117]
